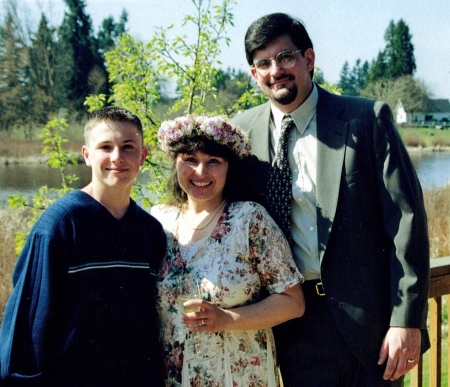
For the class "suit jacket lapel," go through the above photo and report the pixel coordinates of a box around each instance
[316,87,348,262]
[246,102,272,162]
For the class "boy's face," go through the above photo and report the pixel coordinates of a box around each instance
[82,121,148,191]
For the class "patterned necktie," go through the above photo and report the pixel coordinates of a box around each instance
[267,115,295,245]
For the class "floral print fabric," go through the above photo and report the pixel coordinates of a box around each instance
[153,201,303,387]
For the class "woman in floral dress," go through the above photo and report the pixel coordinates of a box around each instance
[152,115,305,387]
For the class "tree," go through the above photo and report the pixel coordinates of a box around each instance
[97,10,128,56]
[367,19,416,83]
[360,75,429,112]
[27,15,61,123]
[206,68,258,113]
[353,59,369,93]
[338,61,351,94]
[384,19,416,78]
[58,0,107,110]
[338,59,369,96]
[151,0,237,116]
[0,13,30,133]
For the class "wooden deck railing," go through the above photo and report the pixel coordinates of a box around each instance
[410,256,450,387]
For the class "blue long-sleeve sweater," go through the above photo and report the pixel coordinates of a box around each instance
[0,190,166,386]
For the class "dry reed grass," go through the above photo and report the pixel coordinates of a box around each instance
[0,185,449,324]
[402,132,427,148]
[0,208,33,322]
[0,139,44,159]
[423,184,450,259]
[0,138,83,161]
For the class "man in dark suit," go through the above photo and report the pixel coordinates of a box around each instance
[232,13,430,387]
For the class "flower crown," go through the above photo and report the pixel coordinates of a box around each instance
[157,115,251,158]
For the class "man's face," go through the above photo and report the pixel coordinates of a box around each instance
[250,34,315,113]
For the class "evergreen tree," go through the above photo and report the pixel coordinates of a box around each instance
[367,19,416,83]
[0,13,29,132]
[352,59,369,92]
[28,15,61,122]
[29,16,56,98]
[97,10,128,55]
[338,59,369,96]
[58,0,107,111]
[385,19,416,78]
[338,61,352,93]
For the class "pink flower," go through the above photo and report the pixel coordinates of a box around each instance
[174,252,186,268]
[158,259,172,279]
[171,346,183,367]
[250,356,261,366]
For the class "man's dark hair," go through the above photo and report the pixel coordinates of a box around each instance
[244,13,314,79]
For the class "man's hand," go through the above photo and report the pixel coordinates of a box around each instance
[378,327,421,381]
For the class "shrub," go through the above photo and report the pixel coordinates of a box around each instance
[431,135,450,148]
[402,132,426,147]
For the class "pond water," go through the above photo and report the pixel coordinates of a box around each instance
[1,151,449,208]
[409,151,450,190]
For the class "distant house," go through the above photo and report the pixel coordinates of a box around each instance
[395,99,450,125]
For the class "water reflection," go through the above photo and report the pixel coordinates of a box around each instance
[0,163,150,208]
[409,151,450,189]
[0,163,91,191]
[1,151,449,208]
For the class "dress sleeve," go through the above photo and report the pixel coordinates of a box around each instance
[247,203,304,295]
[0,230,67,382]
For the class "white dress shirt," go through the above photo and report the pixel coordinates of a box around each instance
[270,85,320,280]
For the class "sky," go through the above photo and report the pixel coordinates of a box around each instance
[17,0,450,100]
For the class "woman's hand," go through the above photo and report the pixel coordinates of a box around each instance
[180,283,305,332]
[180,299,229,332]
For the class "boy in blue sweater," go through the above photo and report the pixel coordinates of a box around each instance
[0,107,165,386]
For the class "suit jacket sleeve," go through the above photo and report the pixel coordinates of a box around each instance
[373,101,430,329]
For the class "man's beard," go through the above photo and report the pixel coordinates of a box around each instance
[274,84,298,105]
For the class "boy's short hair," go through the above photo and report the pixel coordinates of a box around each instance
[84,106,144,144]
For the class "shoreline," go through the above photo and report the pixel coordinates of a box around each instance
[406,146,450,153]
[1,147,450,165]
[0,154,85,165]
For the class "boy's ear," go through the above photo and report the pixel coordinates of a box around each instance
[140,146,148,166]
[81,145,91,166]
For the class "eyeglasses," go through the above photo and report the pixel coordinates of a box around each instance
[252,50,304,75]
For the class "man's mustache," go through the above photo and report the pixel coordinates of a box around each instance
[269,74,295,85]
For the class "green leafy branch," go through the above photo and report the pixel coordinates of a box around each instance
[9,118,80,253]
